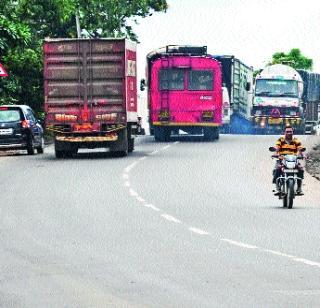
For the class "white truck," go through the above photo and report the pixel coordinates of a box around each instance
[252,64,305,134]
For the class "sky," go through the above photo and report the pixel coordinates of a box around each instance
[130,0,320,83]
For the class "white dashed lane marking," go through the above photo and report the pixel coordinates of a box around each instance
[221,239,258,249]
[122,141,320,270]
[161,214,182,224]
[189,227,210,235]
[222,239,320,268]
[144,204,160,212]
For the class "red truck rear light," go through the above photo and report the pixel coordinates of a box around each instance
[81,109,90,122]
[74,123,93,131]
[0,107,8,110]
[21,120,30,128]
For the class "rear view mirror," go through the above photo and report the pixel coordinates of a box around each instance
[269,146,276,152]
[140,79,146,91]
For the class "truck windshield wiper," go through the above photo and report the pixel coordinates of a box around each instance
[278,92,297,97]
[255,91,271,96]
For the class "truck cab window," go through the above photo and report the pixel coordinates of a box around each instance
[188,70,213,91]
[159,69,185,90]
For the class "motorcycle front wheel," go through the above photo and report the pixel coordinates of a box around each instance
[287,179,295,209]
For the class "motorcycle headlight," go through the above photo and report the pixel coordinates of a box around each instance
[285,161,296,169]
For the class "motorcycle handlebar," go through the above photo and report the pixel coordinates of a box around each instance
[271,154,305,160]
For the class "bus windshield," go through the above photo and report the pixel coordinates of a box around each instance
[255,79,298,98]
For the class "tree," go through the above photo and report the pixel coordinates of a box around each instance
[16,0,168,40]
[0,0,168,111]
[270,48,313,70]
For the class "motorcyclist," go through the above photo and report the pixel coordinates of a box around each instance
[273,125,305,195]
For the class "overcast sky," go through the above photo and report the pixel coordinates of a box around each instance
[131,0,320,82]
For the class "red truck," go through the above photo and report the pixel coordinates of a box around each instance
[44,38,137,157]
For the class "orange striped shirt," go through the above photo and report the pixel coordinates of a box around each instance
[276,137,303,155]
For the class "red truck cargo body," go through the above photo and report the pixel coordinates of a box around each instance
[44,38,137,156]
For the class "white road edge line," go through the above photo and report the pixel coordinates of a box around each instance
[161,214,182,224]
[162,145,171,150]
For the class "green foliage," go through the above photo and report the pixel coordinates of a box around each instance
[0,0,168,112]
[0,1,31,55]
[253,69,262,80]
[270,48,313,70]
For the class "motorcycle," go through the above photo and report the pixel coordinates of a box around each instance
[269,146,306,209]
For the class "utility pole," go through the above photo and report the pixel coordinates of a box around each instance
[76,12,81,38]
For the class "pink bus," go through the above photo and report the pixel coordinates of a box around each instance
[143,46,222,141]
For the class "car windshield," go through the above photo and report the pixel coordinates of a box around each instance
[0,109,22,123]
[255,79,298,97]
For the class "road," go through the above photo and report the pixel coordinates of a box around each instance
[1,135,320,307]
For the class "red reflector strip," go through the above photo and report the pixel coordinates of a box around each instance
[74,123,93,131]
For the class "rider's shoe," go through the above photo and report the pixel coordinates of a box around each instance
[274,187,281,196]
[296,187,304,195]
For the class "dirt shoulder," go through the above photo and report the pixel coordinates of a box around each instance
[306,142,320,181]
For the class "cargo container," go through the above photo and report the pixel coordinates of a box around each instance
[143,45,222,141]
[214,55,253,134]
[44,38,137,157]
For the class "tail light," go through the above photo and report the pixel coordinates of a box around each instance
[74,123,93,132]
[81,107,90,122]
[21,120,30,128]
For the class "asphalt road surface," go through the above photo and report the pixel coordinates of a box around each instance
[1,134,320,308]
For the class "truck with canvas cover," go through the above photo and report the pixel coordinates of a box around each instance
[297,69,320,134]
[145,45,222,141]
[214,55,253,134]
[44,38,137,157]
[252,64,305,134]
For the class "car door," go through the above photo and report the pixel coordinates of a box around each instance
[26,108,42,145]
